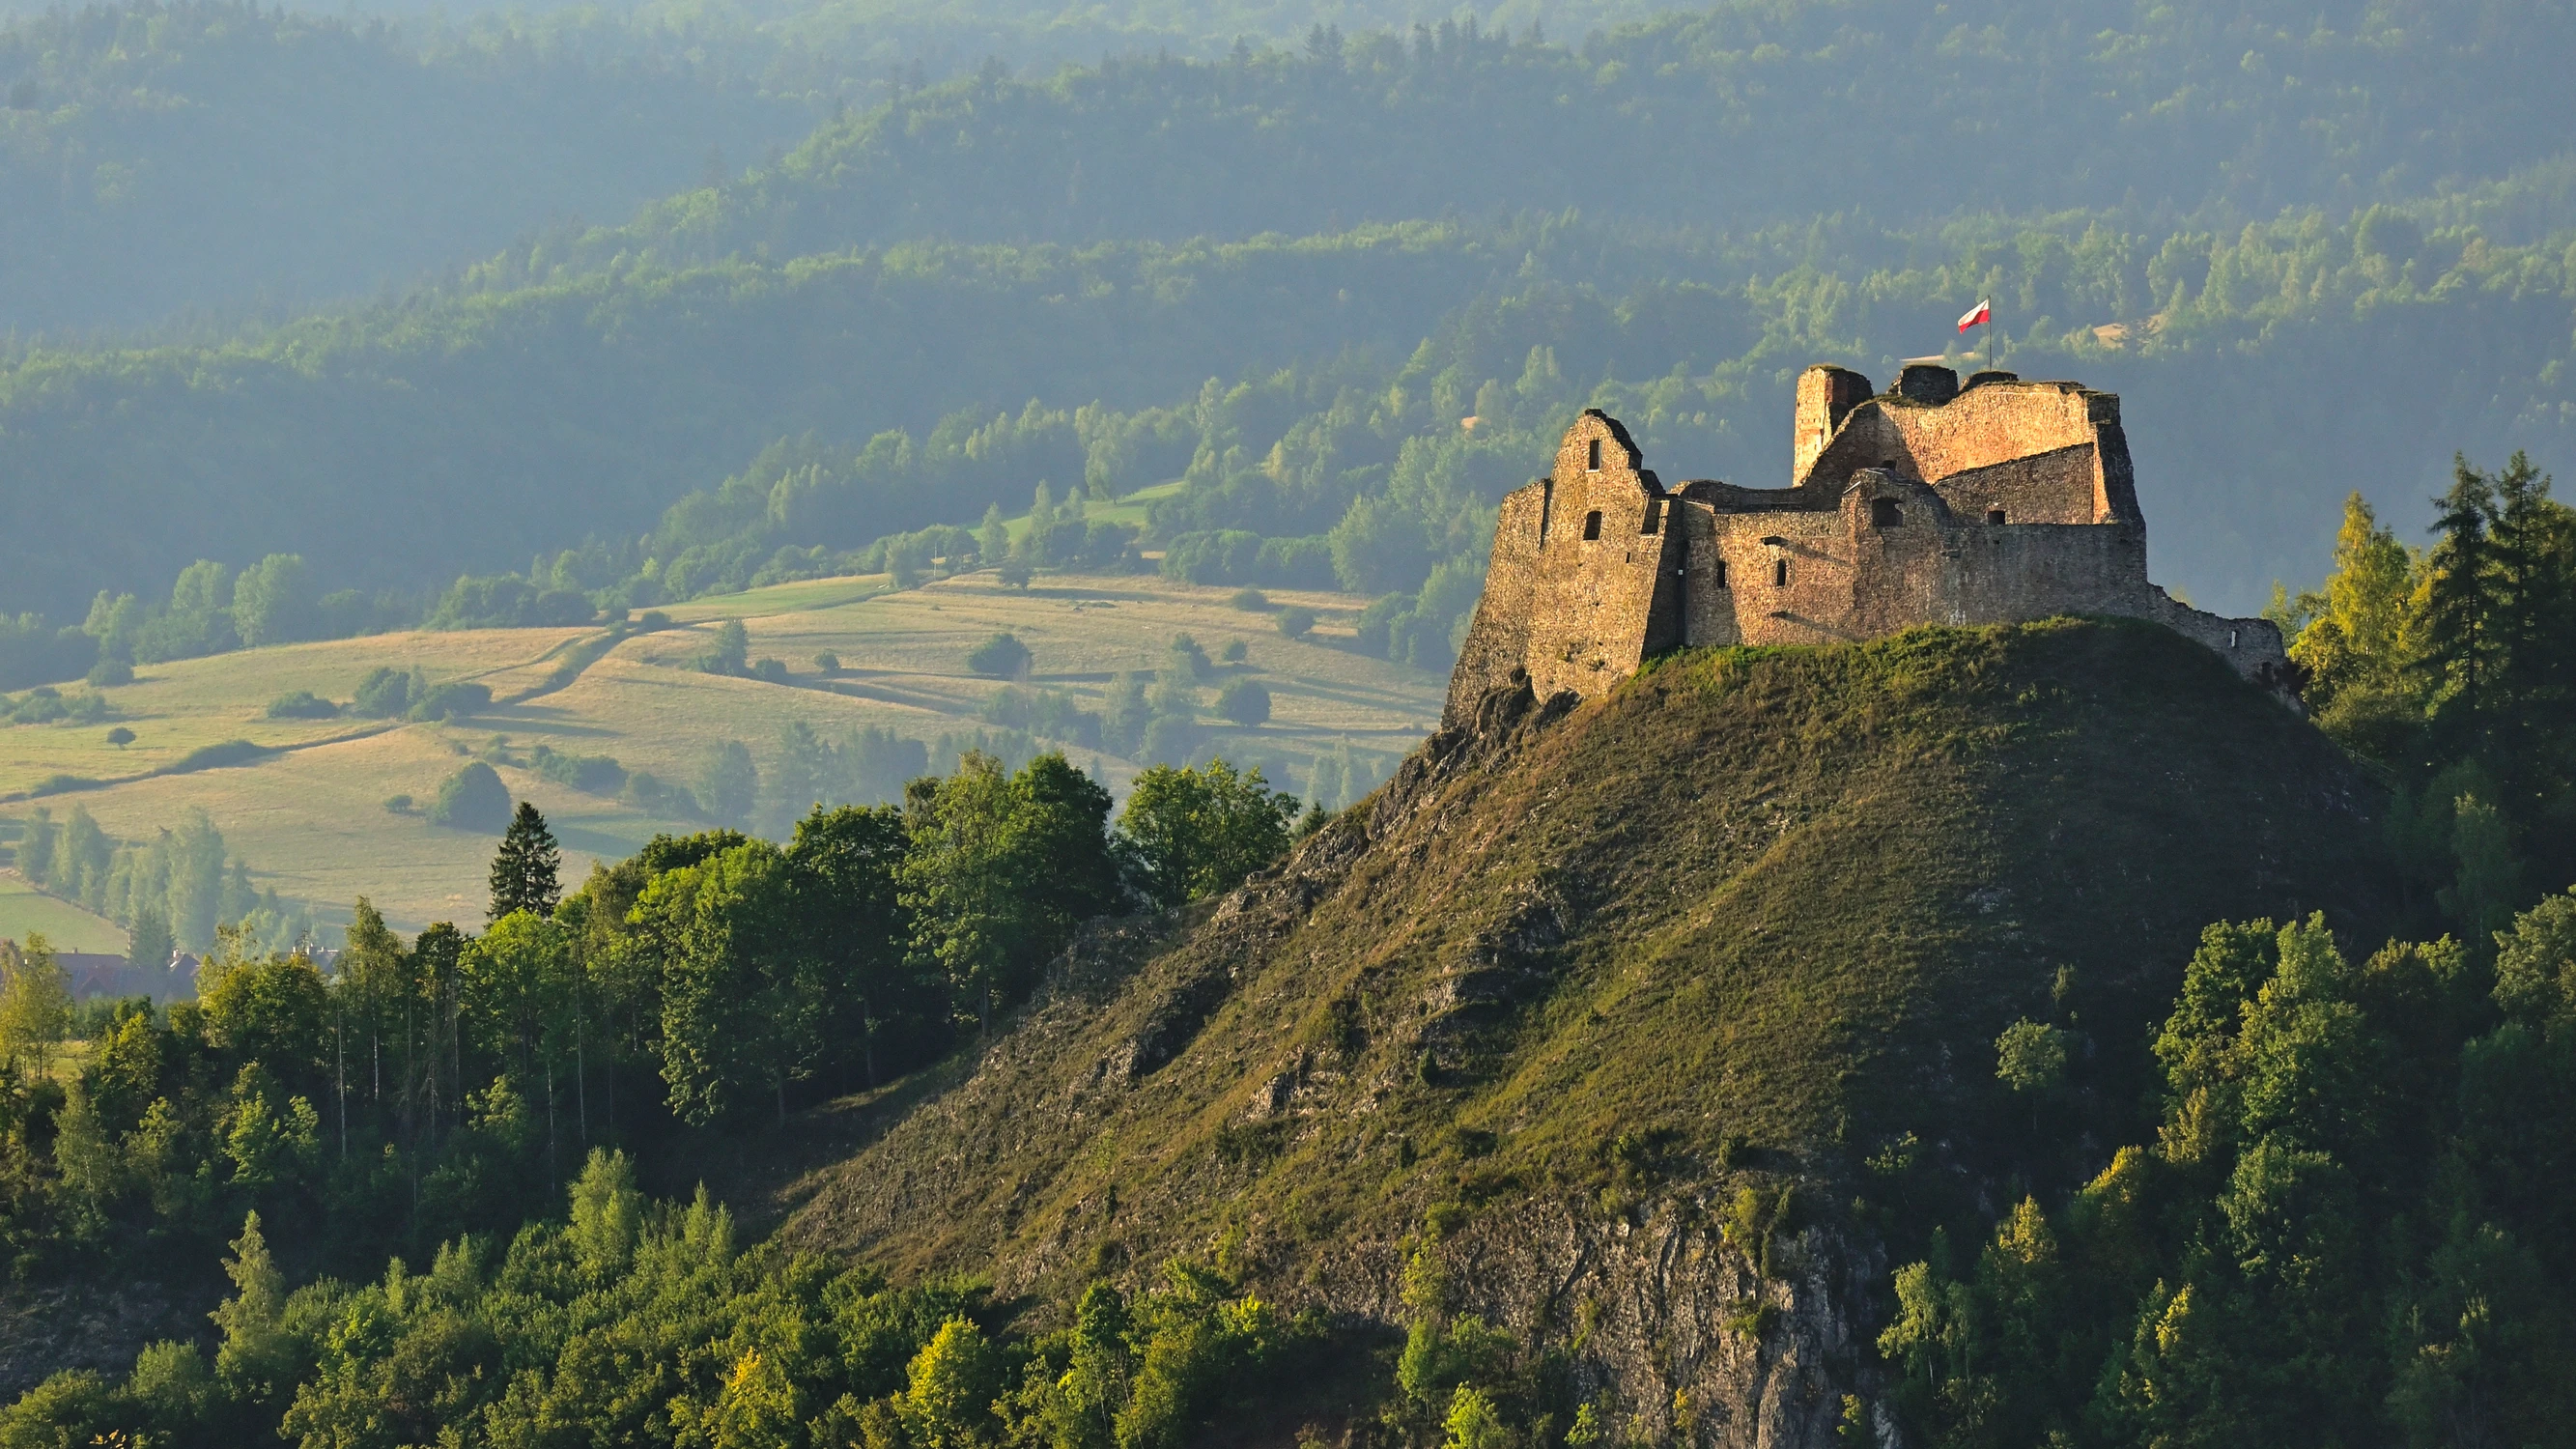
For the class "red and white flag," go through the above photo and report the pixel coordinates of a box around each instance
[1956,298,1992,331]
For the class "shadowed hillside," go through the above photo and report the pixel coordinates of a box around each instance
[762,618,2396,1435]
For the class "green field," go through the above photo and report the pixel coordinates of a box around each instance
[0,571,1443,932]
[0,870,127,954]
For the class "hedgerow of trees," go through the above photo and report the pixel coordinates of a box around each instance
[14,804,314,959]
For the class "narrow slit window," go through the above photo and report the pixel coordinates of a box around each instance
[1773,557,1790,587]
[1713,558,1729,588]
[1582,510,1603,541]
[1871,497,1903,527]
[1988,507,2007,525]
[1586,439,1602,471]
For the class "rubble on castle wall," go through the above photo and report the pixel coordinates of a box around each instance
[2143,591,2298,691]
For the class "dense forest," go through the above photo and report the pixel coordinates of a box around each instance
[608,0,2576,261]
[0,0,2571,635]
[0,192,2570,650]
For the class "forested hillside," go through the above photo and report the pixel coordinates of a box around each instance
[0,0,2571,650]
[0,1,813,330]
[614,0,2576,263]
[12,621,2576,1445]
[0,194,2568,649]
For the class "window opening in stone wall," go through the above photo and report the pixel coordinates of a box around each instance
[1871,497,1903,527]
[1583,510,1602,541]
[1714,558,1729,588]
[1587,439,1602,471]
[1988,508,2007,525]
[1773,558,1790,587]
[1642,499,1661,534]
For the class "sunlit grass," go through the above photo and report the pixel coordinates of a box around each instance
[0,570,1442,933]
[0,869,127,953]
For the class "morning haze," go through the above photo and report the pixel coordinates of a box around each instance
[0,1,2570,1444]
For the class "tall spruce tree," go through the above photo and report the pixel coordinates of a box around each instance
[489,802,562,922]
[2420,455,2502,750]
[2486,451,2573,785]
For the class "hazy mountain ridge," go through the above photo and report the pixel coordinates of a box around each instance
[0,0,815,331]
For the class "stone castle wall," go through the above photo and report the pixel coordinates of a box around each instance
[1444,365,2295,724]
[1798,374,2137,522]
[1445,412,1688,722]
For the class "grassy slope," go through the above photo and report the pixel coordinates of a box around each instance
[0,627,593,796]
[0,571,1441,929]
[764,619,2397,1307]
[0,871,124,953]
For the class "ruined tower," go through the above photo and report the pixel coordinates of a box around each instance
[1443,363,2295,725]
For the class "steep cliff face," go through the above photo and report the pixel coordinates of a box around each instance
[774,619,2396,1445]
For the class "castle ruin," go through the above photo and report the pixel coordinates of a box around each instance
[1443,362,2296,724]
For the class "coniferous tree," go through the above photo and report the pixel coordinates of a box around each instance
[2419,456,2502,751]
[2486,452,2573,787]
[490,802,562,922]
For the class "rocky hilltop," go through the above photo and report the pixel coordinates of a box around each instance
[773,619,2393,1445]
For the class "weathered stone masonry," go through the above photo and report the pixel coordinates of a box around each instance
[1443,362,2298,724]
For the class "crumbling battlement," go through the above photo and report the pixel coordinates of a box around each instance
[1442,363,2296,725]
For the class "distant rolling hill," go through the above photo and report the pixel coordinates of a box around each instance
[0,569,1442,931]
